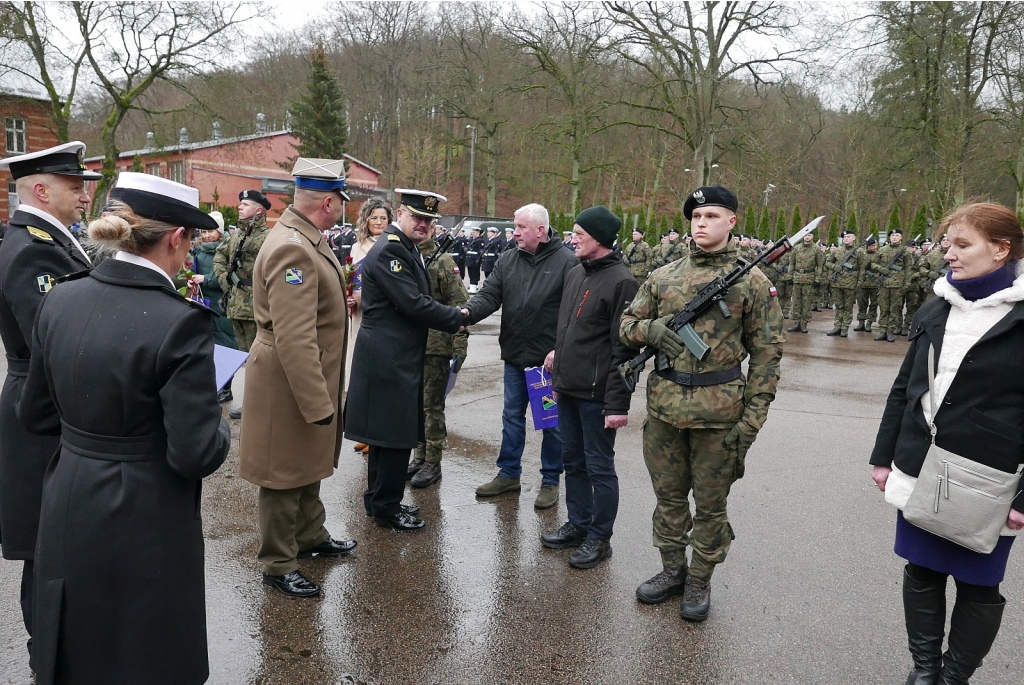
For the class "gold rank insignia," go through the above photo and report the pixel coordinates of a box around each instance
[387,233,401,242]
[389,260,402,273]
[27,227,53,242]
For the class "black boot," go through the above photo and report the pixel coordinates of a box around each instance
[903,566,945,685]
[799,323,808,333]
[938,595,1005,684]
[826,327,842,336]
[853,321,865,332]
[874,329,888,341]
[865,322,873,332]
[787,323,802,333]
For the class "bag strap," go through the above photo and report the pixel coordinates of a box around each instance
[926,344,938,443]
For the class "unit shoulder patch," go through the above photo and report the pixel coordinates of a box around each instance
[37,273,56,293]
[27,227,54,242]
[389,259,403,273]
[285,268,303,285]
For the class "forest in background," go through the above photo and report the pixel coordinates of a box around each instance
[4,1,1024,243]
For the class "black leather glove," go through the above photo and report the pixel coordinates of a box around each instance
[313,413,334,426]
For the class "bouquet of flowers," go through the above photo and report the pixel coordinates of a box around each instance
[342,256,361,316]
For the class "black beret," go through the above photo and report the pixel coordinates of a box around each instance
[574,205,621,248]
[865,235,877,245]
[682,185,739,220]
[841,230,856,237]
[239,189,271,211]
[888,227,903,235]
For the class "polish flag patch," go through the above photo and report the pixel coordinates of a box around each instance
[769,286,778,297]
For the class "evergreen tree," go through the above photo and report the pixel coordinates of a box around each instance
[773,208,786,241]
[131,154,144,172]
[827,214,840,245]
[672,212,684,232]
[911,204,928,241]
[790,205,802,236]
[289,42,349,161]
[845,208,859,239]
[757,207,770,241]
[887,203,902,233]
[743,208,756,237]
[869,216,880,242]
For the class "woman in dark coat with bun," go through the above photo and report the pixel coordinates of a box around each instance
[17,172,229,685]
[870,202,1024,685]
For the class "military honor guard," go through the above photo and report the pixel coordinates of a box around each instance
[623,227,652,281]
[854,236,881,332]
[482,226,501,279]
[620,185,784,622]
[825,229,861,336]
[237,158,357,598]
[345,189,467,531]
[213,188,272,419]
[18,172,230,683]
[787,227,823,333]
[0,142,99,654]
[874,227,911,342]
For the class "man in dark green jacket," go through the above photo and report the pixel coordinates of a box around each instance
[463,203,578,509]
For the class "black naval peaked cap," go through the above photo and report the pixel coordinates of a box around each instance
[683,184,739,220]
[396,188,447,219]
[0,141,102,180]
[239,189,271,210]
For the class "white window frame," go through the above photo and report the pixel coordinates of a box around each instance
[169,161,185,184]
[7,179,19,210]
[5,117,27,155]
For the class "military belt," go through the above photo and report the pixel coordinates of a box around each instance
[236,277,253,286]
[656,365,742,387]
[795,268,815,274]
[5,355,29,378]
[60,420,165,462]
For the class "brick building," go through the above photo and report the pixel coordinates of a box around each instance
[0,71,60,222]
[82,124,383,226]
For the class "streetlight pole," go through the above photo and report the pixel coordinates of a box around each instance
[763,183,776,238]
[466,124,477,216]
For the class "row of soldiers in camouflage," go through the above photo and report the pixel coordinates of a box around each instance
[624,225,950,343]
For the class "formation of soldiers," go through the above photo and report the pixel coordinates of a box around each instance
[623,226,950,341]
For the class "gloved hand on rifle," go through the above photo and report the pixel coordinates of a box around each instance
[646,314,686,359]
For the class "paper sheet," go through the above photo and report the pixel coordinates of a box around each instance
[214,344,249,392]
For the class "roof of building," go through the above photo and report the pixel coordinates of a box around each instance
[0,40,66,102]
[83,128,382,176]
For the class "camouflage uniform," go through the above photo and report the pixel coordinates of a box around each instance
[623,239,653,281]
[901,251,923,333]
[619,242,785,580]
[761,253,791,318]
[824,243,860,332]
[658,240,688,267]
[920,247,949,301]
[855,247,881,330]
[415,238,470,464]
[788,241,823,326]
[874,241,911,337]
[213,214,270,351]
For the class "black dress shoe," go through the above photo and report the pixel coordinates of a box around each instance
[229,407,242,419]
[541,521,587,549]
[217,388,233,404]
[569,537,612,569]
[365,503,420,517]
[679,576,712,622]
[410,462,442,488]
[374,511,425,531]
[263,570,320,597]
[298,537,357,559]
[407,457,425,479]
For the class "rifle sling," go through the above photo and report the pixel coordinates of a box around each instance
[655,365,741,387]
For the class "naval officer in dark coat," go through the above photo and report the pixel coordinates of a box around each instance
[345,189,467,531]
[17,172,229,684]
[0,141,99,653]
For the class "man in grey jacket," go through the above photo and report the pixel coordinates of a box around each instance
[463,203,578,508]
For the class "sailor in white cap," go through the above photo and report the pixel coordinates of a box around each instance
[0,141,101,651]
[237,157,357,598]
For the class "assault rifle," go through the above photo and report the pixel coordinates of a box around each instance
[830,237,868,283]
[219,222,253,311]
[619,216,825,393]
[424,226,459,268]
[876,233,922,286]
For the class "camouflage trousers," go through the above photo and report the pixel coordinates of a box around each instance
[415,355,451,464]
[790,283,816,324]
[642,418,739,580]
[856,288,877,324]
[832,287,857,330]
[875,287,903,332]
[777,281,792,316]
[903,290,922,331]
[231,319,258,353]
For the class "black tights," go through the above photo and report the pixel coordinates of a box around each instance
[907,562,1002,604]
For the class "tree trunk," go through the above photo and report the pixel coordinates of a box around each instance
[607,171,617,207]
[569,152,580,215]
[1016,141,1024,218]
[91,106,128,218]
[645,149,667,231]
[485,131,497,216]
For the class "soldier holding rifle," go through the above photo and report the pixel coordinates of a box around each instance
[619,185,788,623]
[824,229,863,337]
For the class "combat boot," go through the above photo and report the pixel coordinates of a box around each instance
[811,304,820,312]
[799,322,808,333]
[840,330,848,337]
[893,327,904,336]
[826,327,842,336]
[787,323,803,333]
[636,567,686,604]
[853,321,865,332]
[874,329,889,341]
[937,596,1005,684]
[411,462,441,488]
[865,322,873,332]
[902,566,945,685]
[679,576,712,622]
[887,332,896,343]
[407,448,425,479]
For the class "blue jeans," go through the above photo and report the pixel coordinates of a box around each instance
[559,395,619,541]
[496,362,563,484]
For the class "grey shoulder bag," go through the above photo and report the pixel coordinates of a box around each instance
[903,345,1023,554]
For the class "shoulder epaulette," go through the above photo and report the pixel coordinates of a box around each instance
[27,227,54,243]
[388,233,402,242]
[57,269,92,284]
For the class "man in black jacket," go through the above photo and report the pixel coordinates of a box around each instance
[463,203,578,509]
[540,206,638,569]
[0,142,99,654]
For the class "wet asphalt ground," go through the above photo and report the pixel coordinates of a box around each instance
[2,305,1023,684]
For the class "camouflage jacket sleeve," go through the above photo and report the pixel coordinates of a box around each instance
[438,252,470,359]
[814,250,825,283]
[740,271,785,432]
[212,235,233,293]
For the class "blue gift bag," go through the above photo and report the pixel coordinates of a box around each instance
[524,366,558,430]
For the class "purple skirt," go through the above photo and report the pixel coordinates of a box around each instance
[895,510,1015,585]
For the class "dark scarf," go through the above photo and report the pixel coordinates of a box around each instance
[946,261,1018,301]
